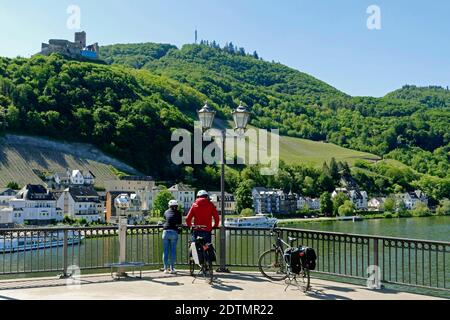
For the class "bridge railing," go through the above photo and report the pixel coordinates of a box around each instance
[0,226,448,293]
[278,228,449,291]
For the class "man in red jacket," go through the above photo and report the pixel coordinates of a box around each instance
[186,190,220,244]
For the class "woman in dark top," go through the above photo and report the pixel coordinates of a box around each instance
[162,200,182,274]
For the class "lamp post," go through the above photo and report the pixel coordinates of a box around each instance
[198,101,250,273]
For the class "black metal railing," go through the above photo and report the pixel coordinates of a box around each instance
[0,226,448,293]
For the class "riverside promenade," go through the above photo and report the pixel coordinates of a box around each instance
[0,271,443,300]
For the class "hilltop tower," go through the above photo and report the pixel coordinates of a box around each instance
[195,28,198,44]
[75,31,86,49]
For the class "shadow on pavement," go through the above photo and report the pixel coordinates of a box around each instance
[210,278,244,292]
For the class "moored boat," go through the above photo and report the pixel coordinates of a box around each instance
[225,214,278,229]
[0,230,84,253]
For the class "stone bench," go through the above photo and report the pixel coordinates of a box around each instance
[105,262,145,279]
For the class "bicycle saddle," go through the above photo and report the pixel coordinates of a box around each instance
[288,237,297,242]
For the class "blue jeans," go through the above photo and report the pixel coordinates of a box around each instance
[162,230,179,270]
[192,231,212,244]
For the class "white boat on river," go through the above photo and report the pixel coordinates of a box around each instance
[225,214,278,229]
[0,231,84,253]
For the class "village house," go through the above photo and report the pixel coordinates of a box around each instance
[209,192,237,215]
[3,185,63,226]
[56,186,104,222]
[105,176,155,193]
[396,190,429,210]
[297,197,321,211]
[0,188,17,208]
[53,169,95,188]
[139,186,166,213]
[168,183,196,214]
[332,188,368,211]
[252,188,297,215]
[0,208,14,228]
[368,197,387,211]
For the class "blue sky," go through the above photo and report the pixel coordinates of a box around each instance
[0,0,449,97]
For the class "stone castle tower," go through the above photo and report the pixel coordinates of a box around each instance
[74,31,86,49]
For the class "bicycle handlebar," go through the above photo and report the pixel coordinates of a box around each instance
[191,225,208,230]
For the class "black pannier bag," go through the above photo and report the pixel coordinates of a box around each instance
[284,248,302,274]
[299,247,317,271]
[205,243,217,262]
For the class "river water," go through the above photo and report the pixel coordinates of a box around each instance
[285,216,450,242]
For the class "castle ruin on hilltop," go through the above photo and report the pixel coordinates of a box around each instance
[38,31,99,60]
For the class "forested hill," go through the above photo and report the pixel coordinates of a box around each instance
[100,43,177,69]
[0,41,448,186]
[99,42,450,179]
[385,85,450,108]
[0,54,208,179]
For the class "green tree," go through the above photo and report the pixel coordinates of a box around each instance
[338,200,355,217]
[152,189,174,218]
[6,181,19,190]
[329,158,340,182]
[332,192,348,216]
[235,180,255,214]
[298,204,310,216]
[241,208,254,217]
[397,201,410,217]
[302,176,315,196]
[436,199,450,216]
[184,166,195,185]
[411,202,431,217]
[320,192,333,216]
[383,197,396,212]
[318,173,334,192]
[63,215,76,225]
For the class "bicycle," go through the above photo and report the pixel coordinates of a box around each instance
[188,225,216,285]
[258,228,311,292]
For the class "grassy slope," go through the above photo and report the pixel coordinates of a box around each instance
[279,135,380,166]
[219,120,380,167]
[0,135,140,188]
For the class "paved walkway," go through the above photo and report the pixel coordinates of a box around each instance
[0,271,443,300]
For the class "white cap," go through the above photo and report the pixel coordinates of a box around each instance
[197,190,209,197]
[168,200,179,207]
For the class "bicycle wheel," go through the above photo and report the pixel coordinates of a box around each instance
[258,249,288,281]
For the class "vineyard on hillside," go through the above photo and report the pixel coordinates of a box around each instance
[0,135,140,189]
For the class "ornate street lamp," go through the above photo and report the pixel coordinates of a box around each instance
[232,101,251,134]
[197,101,250,273]
[197,101,216,130]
